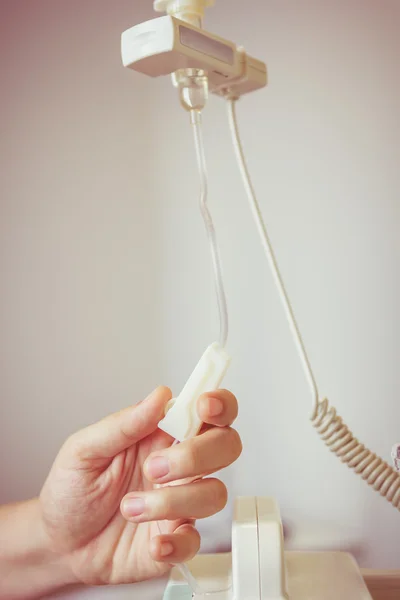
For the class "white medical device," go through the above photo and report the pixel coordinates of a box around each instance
[121,1,400,597]
[164,496,372,600]
[121,12,266,99]
[158,342,230,442]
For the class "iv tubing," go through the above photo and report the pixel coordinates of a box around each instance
[160,71,230,596]
[191,109,229,348]
[227,98,318,412]
[156,522,200,593]
[165,111,230,596]
[227,96,400,511]
[155,441,202,595]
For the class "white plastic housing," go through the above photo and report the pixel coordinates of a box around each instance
[232,497,289,600]
[154,0,215,26]
[154,0,214,13]
[163,496,373,600]
[121,16,267,97]
[231,497,260,599]
[158,342,230,441]
[257,497,289,599]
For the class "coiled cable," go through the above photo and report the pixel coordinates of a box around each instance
[226,96,400,510]
[312,399,400,508]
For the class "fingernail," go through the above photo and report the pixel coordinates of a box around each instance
[147,456,170,480]
[123,497,145,517]
[160,542,174,557]
[208,396,223,417]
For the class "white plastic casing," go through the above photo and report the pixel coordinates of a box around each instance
[163,497,372,599]
[257,497,289,599]
[231,497,259,599]
[121,16,267,97]
[232,497,289,600]
[158,342,231,442]
[154,0,215,27]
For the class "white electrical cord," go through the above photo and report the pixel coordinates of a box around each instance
[227,97,400,510]
[227,98,318,413]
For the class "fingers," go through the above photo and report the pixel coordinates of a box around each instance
[143,426,242,484]
[141,389,240,484]
[197,389,238,428]
[68,386,172,461]
[66,387,238,463]
[150,523,201,564]
[121,478,227,523]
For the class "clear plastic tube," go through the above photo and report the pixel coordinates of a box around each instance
[156,500,228,597]
[177,111,230,596]
[191,110,229,348]
[155,441,201,595]
[173,68,229,347]
[157,518,201,593]
[157,69,230,596]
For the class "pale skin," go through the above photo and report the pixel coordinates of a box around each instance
[0,386,241,599]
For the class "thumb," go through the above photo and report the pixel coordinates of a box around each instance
[69,386,172,460]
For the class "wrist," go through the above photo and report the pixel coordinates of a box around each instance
[34,497,79,587]
[0,498,78,599]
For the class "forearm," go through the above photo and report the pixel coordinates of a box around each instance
[0,498,76,600]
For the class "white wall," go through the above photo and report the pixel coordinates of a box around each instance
[1,2,399,596]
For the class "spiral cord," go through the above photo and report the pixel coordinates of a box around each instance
[312,399,400,509]
[227,96,400,512]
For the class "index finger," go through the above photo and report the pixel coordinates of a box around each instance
[197,389,238,428]
[68,386,172,462]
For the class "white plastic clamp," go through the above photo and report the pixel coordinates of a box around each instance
[158,342,231,442]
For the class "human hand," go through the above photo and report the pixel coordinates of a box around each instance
[39,386,241,587]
